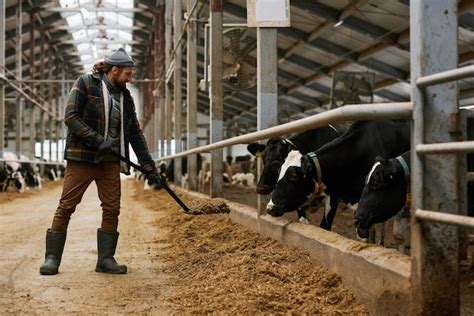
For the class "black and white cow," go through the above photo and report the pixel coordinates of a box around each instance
[267,120,410,230]
[165,154,203,183]
[354,149,474,244]
[0,151,26,192]
[354,151,411,242]
[247,125,345,195]
[19,154,42,189]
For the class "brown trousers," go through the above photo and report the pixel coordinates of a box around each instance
[51,160,121,232]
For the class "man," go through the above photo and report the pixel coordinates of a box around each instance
[39,48,160,275]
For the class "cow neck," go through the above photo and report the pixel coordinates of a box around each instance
[395,154,411,211]
[305,151,323,187]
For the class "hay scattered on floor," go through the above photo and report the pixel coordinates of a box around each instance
[187,198,230,215]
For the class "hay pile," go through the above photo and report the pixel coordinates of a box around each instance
[131,180,368,314]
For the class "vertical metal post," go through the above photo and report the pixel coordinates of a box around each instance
[187,0,198,191]
[156,0,166,157]
[15,0,23,156]
[29,11,36,158]
[39,30,45,166]
[147,35,155,156]
[55,55,60,162]
[256,27,278,216]
[0,0,5,152]
[165,0,172,157]
[410,1,460,314]
[59,64,65,161]
[48,45,53,161]
[173,0,182,185]
[154,12,161,159]
[209,0,223,197]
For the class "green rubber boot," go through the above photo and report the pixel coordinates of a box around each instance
[39,229,67,275]
[95,229,127,274]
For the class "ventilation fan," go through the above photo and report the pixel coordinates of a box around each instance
[330,71,375,109]
[221,28,257,91]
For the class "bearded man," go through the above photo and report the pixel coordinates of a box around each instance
[39,48,160,275]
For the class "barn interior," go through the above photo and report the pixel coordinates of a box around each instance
[1,0,474,314]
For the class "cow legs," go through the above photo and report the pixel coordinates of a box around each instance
[319,196,339,230]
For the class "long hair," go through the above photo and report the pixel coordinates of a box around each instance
[92,61,114,75]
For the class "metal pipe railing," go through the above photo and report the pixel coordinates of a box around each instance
[0,158,65,165]
[416,65,474,88]
[416,140,474,154]
[156,102,413,161]
[415,209,474,229]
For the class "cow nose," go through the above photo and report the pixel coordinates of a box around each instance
[266,202,274,215]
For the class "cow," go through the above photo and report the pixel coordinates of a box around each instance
[0,151,26,192]
[19,154,42,189]
[266,120,410,231]
[247,125,345,222]
[353,151,411,250]
[247,125,345,195]
[231,172,255,188]
[354,149,474,251]
[165,154,203,183]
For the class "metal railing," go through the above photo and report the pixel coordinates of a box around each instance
[0,158,65,166]
[413,64,474,228]
[156,102,413,162]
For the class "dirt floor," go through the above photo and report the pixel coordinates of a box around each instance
[0,177,369,314]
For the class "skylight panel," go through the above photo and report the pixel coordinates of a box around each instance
[118,15,133,27]
[60,0,136,72]
[118,30,132,41]
[72,30,87,40]
[76,43,90,52]
[65,13,82,27]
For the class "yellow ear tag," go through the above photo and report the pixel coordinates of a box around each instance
[255,151,262,158]
[405,193,412,209]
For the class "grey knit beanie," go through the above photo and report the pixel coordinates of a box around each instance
[104,48,135,67]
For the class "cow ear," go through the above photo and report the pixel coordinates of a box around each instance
[301,156,314,177]
[247,143,265,156]
[375,155,386,163]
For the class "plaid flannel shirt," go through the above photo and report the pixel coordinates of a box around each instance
[63,73,156,174]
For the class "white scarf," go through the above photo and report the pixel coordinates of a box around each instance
[102,80,127,173]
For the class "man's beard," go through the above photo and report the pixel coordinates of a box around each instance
[112,76,127,90]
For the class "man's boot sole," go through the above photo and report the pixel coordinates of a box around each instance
[95,266,127,274]
[39,267,58,275]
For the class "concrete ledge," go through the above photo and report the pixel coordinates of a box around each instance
[174,187,411,315]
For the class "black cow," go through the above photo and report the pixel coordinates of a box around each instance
[355,149,474,239]
[354,151,411,239]
[165,154,203,182]
[267,120,410,230]
[247,125,345,195]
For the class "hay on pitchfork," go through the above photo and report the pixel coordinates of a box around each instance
[187,198,230,215]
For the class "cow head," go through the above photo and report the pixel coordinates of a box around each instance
[247,138,295,195]
[354,156,408,239]
[266,150,319,217]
